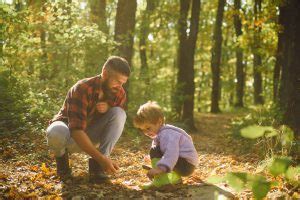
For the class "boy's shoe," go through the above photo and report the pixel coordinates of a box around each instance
[168,171,182,184]
[88,158,110,184]
[140,158,182,189]
[55,153,72,182]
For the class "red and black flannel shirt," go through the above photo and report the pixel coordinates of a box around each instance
[50,75,126,132]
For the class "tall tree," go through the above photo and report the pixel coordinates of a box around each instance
[278,0,300,136]
[27,0,48,80]
[139,0,156,86]
[89,0,108,34]
[114,0,137,67]
[175,0,201,131]
[233,0,244,107]
[273,1,284,102]
[253,0,264,104]
[210,0,226,113]
[87,0,109,70]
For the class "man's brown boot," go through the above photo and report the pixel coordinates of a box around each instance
[55,153,72,181]
[88,158,110,184]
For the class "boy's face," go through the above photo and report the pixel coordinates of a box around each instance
[139,121,162,139]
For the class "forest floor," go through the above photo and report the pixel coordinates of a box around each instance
[0,112,299,199]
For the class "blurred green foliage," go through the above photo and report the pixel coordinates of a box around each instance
[0,0,285,137]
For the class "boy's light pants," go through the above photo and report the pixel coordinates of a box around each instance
[46,107,126,157]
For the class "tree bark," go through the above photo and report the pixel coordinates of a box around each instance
[233,0,244,107]
[87,0,108,71]
[175,0,201,131]
[114,0,137,67]
[27,0,48,80]
[253,0,264,104]
[139,0,156,86]
[273,3,285,102]
[210,0,225,113]
[174,0,190,117]
[182,0,201,131]
[278,0,300,136]
[114,0,137,105]
[89,0,109,34]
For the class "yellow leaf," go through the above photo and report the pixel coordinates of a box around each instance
[0,172,7,180]
[30,165,39,172]
[41,163,50,175]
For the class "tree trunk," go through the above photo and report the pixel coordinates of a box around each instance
[139,0,156,86]
[87,0,108,71]
[175,0,200,131]
[273,34,283,102]
[278,0,300,136]
[174,0,190,117]
[114,0,137,67]
[253,0,264,104]
[233,0,244,107]
[114,0,137,105]
[210,0,225,113]
[273,3,285,102]
[89,0,108,34]
[65,0,72,84]
[182,0,201,131]
[27,0,48,80]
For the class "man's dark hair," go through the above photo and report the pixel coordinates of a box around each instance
[103,56,131,77]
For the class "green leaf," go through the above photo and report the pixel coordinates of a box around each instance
[269,157,292,177]
[280,125,294,146]
[251,178,271,200]
[285,166,300,185]
[206,175,224,184]
[225,172,247,192]
[240,125,277,139]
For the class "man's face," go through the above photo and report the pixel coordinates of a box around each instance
[102,70,128,94]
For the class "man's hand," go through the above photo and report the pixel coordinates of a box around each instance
[96,102,110,113]
[147,167,165,179]
[71,130,119,174]
[100,156,119,174]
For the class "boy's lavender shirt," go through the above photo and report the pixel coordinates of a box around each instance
[152,124,199,172]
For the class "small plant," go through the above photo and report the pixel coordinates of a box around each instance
[240,125,294,158]
[231,104,284,142]
[207,124,299,199]
[208,156,299,199]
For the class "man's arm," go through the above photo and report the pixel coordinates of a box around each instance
[71,130,118,174]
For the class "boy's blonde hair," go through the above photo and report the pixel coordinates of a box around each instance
[133,101,165,127]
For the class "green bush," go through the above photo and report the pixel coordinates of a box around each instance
[0,68,28,134]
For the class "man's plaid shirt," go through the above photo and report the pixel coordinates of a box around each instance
[50,75,126,131]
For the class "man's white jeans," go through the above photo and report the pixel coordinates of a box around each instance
[46,107,126,157]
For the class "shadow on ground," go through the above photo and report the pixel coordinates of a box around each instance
[59,177,234,199]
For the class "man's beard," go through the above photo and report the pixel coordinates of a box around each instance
[102,80,116,101]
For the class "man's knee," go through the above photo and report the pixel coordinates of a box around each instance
[46,122,70,149]
[108,107,126,123]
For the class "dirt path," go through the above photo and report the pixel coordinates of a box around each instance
[0,113,262,199]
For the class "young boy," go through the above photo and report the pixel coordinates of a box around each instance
[133,101,199,188]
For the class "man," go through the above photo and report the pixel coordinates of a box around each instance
[46,56,130,183]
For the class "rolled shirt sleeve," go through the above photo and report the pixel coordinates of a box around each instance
[67,82,89,131]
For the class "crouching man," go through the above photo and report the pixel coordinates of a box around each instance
[46,56,130,183]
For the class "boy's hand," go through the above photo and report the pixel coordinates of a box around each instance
[143,155,151,163]
[147,167,165,179]
[97,102,110,113]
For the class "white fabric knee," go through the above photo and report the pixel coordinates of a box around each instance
[46,121,70,157]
